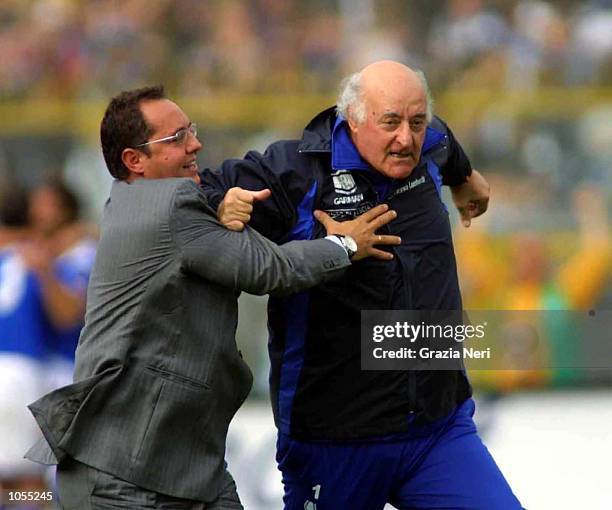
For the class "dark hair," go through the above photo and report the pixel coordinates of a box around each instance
[100,85,166,180]
[40,178,81,224]
[0,184,29,227]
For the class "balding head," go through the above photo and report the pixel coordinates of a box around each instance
[337,60,433,125]
[336,60,434,179]
[361,61,421,98]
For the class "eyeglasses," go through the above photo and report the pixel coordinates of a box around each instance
[136,123,197,148]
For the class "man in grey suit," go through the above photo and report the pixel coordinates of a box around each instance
[25,86,401,509]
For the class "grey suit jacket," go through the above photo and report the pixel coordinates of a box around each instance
[26,178,348,502]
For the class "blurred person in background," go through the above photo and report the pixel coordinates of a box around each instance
[501,185,610,388]
[201,61,522,509]
[505,185,610,311]
[427,0,511,88]
[505,0,570,91]
[0,185,48,502]
[24,179,97,391]
[566,0,612,85]
[456,184,611,391]
[0,179,95,505]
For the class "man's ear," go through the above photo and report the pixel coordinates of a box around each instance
[346,111,359,134]
[121,148,145,178]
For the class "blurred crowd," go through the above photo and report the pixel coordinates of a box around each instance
[0,0,611,99]
[2,0,610,208]
[454,184,611,391]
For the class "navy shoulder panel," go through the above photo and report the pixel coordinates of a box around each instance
[426,116,472,187]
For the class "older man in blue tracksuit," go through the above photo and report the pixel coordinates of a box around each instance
[201,61,522,510]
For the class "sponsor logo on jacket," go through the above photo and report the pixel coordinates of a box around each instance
[387,176,426,200]
[331,171,357,195]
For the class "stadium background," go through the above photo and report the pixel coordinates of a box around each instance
[0,0,610,508]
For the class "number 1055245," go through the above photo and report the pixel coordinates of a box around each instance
[6,491,54,501]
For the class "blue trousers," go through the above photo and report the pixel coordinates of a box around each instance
[277,398,522,509]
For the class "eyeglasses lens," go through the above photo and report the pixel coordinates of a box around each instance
[177,124,197,144]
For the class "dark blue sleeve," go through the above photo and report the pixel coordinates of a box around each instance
[431,116,473,187]
[200,142,315,242]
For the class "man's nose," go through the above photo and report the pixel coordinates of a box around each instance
[396,121,413,148]
[186,132,203,153]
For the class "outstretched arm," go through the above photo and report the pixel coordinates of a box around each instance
[174,182,400,296]
[450,169,490,228]
[430,117,489,227]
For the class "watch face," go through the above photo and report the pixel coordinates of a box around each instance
[344,235,358,253]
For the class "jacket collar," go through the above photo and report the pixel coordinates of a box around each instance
[331,114,370,171]
[297,106,336,153]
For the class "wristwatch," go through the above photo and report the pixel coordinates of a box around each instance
[334,234,358,260]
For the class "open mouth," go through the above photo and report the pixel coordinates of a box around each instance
[389,152,412,160]
[183,161,198,172]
